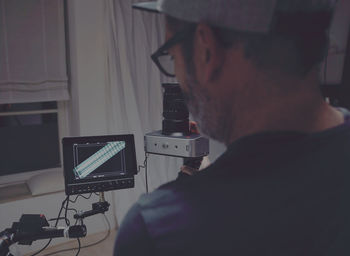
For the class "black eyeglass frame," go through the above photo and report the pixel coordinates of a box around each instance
[151,27,195,77]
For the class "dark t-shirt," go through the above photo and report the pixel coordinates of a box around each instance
[114,119,350,256]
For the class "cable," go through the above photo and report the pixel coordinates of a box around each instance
[69,193,93,203]
[138,153,149,193]
[29,196,69,256]
[40,214,111,256]
[145,158,149,194]
[75,238,81,256]
[62,206,78,215]
[138,152,149,173]
[47,216,71,224]
[49,199,75,225]
[65,196,70,226]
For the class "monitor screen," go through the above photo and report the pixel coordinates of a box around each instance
[62,134,137,195]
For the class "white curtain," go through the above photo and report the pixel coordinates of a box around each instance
[0,0,69,104]
[104,0,183,223]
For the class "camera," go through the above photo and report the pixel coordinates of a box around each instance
[144,83,209,158]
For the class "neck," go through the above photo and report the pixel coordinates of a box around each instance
[219,71,344,146]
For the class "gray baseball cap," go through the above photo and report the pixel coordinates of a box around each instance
[133,0,336,33]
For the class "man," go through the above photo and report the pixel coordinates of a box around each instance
[114,0,350,255]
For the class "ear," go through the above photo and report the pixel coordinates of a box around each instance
[193,23,225,83]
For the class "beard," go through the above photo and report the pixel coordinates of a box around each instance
[181,69,232,144]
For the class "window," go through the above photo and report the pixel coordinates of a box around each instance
[0,102,61,176]
[0,0,70,185]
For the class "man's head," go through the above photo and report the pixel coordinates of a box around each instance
[134,0,336,144]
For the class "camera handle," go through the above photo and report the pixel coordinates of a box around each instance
[73,192,110,221]
[183,157,203,170]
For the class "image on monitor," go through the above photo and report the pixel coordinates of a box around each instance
[73,141,126,180]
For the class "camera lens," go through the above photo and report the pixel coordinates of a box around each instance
[162,83,189,136]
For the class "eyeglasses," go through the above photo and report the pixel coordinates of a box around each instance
[151,27,195,77]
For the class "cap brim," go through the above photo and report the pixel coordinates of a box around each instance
[132,2,160,13]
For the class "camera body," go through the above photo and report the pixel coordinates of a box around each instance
[144,83,209,158]
[145,130,209,157]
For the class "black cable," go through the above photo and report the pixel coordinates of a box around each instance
[145,157,149,194]
[40,214,111,256]
[75,238,81,256]
[64,196,70,226]
[138,153,149,193]
[49,200,74,225]
[62,206,78,215]
[29,196,69,256]
[47,216,71,224]
[48,217,67,222]
[69,193,93,203]
[138,153,148,173]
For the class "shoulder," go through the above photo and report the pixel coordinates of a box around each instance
[114,203,154,255]
[137,180,187,216]
[136,170,214,210]
[130,178,205,238]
